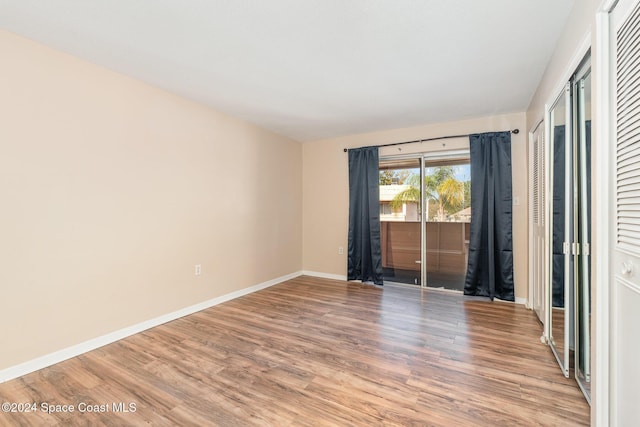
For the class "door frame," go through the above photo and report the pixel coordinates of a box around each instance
[594,5,614,425]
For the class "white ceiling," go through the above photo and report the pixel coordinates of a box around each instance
[0,1,575,141]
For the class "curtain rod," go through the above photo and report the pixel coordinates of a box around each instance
[342,129,519,152]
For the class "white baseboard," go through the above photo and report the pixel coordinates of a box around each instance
[0,271,303,384]
[301,270,347,281]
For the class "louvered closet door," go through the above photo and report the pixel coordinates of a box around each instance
[611,0,640,423]
[530,125,545,323]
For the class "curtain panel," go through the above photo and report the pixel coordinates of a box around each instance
[347,147,384,285]
[464,132,514,301]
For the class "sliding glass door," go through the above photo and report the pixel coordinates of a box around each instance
[574,62,591,403]
[546,54,591,403]
[424,158,470,291]
[549,83,572,378]
[379,158,422,285]
[379,152,470,290]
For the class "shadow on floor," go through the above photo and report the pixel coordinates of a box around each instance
[382,268,465,292]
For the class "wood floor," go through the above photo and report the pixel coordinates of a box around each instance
[0,276,590,426]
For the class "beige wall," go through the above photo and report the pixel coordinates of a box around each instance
[0,31,302,371]
[302,113,528,300]
[526,0,600,126]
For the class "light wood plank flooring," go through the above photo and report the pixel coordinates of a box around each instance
[0,276,590,426]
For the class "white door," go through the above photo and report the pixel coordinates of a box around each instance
[529,124,545,323]
[610,0,640,423]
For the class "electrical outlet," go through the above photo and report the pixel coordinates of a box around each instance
[338,246,344,255]
[195,264,202,276]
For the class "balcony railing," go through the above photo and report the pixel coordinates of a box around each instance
[380,221,470,288]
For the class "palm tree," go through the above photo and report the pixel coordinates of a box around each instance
[390,166,465,221]
[388,173,420,209]
[432,175,465,220]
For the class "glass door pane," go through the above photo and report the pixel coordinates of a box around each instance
[549,83,572,378]
[575,68,591,402]
[423,158,470,291]
[379,158,422,285]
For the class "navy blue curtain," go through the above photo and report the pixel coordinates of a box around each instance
[347,147,383,285]
[464,132,514,301]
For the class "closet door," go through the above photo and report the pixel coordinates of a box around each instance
[548,83,572,377]
[574,65,591,403]
[610,0,640,423]
[529,124,545,323]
